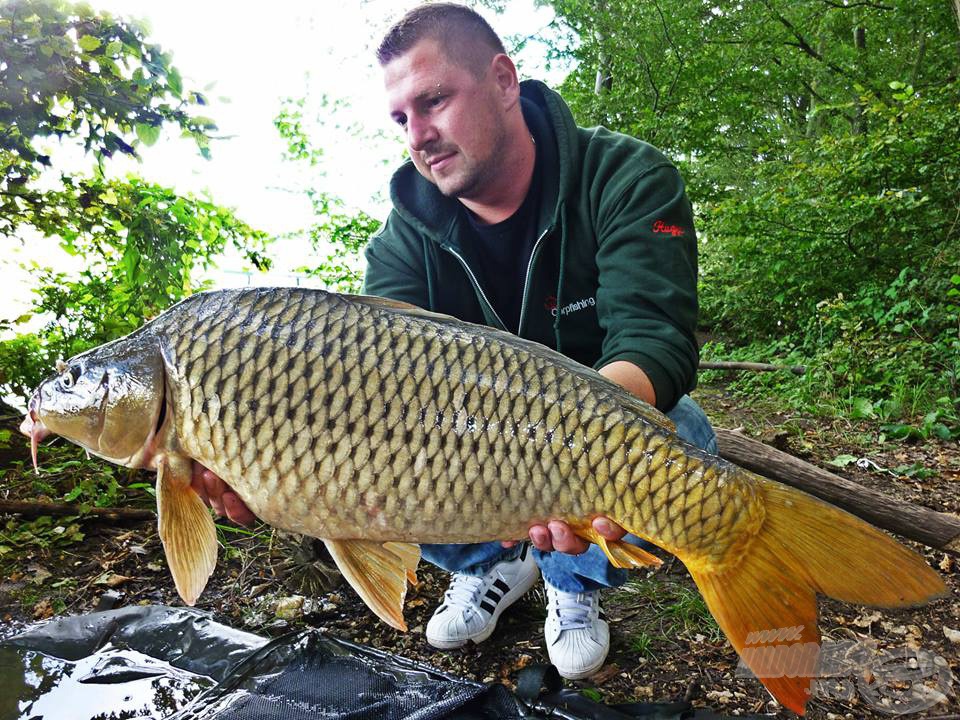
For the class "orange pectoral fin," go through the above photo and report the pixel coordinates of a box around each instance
[324,539,421,631]
[156,454,218,606]
[565,518,663,569]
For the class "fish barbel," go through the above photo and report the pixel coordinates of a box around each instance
[21,287,945,715]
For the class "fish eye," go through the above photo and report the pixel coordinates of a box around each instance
[59,365,81,389]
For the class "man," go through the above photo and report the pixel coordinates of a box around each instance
[195,2,717,681]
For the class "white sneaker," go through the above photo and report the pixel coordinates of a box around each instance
[544,583,610,680]
[426,546,540,649]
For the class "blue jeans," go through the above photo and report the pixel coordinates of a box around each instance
[421,394,718,593]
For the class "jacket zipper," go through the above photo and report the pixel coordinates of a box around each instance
[517,226,552,336]
[443,246,508,330]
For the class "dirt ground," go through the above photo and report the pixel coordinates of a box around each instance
[1,380,958,718]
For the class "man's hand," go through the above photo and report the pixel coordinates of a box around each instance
[190,462,257,526]
[503,517,627,554]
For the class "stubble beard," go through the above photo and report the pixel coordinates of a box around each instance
[431,122,507,201]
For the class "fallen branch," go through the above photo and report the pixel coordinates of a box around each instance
[0,500,154,522]
[715,427,960,555]
[699,361,806,375]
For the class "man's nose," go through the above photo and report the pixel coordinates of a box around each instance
[407,115,438,152]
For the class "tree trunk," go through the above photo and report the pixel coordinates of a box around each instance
[0,500,154,522]
[715,428,960,555]
[852,25,867,134]
[699,361,805,375]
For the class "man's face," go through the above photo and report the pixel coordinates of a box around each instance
[383,39,507,200]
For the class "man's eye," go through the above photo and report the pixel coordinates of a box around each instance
[428,95,445,108]
[394,115,408,128]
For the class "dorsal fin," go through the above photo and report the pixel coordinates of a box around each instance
[341,293,463,324]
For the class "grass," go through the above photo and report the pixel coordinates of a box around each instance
[629,630,657,659]
[611,575,723,650]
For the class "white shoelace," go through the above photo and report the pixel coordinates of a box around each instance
[548,589,595,631]
[443,573,488,615]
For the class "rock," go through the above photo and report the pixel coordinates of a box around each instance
[706,689,733,704]
[27,564,51,585]
[275,595,305,620]
[944,626,960,644]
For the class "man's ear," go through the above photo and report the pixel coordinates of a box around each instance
[490,53,520,109]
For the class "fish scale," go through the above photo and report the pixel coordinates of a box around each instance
[25,286,946,716]
[146,287,730,551]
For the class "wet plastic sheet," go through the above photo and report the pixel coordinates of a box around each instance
[0,606,752,720]
[0,606,265,720]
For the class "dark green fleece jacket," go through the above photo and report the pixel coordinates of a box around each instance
[362,80,699,411]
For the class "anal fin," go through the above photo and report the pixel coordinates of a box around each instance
[156,454,218,606]
[565,518,663,569]
[325,539,421,631]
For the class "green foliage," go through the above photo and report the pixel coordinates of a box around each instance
[23,441,149,508]
[294,190,381,293]
[700,268,959,422]
[548,0,960,413]
[0,0,273,403]
[0,516,84,555]
[579,688,603,703]
[700,80,960,337]
[1,175,271,401]
[881,396,960,442]
[613,575,722,643]
[629,630,657,660]
[273,94,392,292]
[0,0,216,232]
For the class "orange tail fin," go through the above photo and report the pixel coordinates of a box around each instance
[683,479,946,715]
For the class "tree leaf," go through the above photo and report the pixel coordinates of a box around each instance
[77,35,101,52]
[135,122,161,146]
[167,68,183,96]
[850,397,875,419]
[827,454,858,468]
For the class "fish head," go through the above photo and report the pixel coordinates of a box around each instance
[22,337,166,469]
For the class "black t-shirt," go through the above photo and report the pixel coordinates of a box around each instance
[462,119,545,334]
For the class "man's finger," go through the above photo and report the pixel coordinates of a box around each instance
[222,492,256,526]
[190,462,210,505]
[205,473,226,517]
[593,516,627,540]
[528,525,553,552]
[547,520,589,555]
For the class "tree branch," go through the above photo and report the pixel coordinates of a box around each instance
[819,0,894,9]
[760,0,889,105]
[652,0,684,117]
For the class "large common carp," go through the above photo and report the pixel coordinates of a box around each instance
[20,287,945,715]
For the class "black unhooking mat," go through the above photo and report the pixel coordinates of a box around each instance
[0,606,755,720]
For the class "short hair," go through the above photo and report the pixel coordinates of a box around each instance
[376,3,506,77]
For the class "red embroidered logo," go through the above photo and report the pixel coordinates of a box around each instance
[652,220,685,236]
[544,295,558,312]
